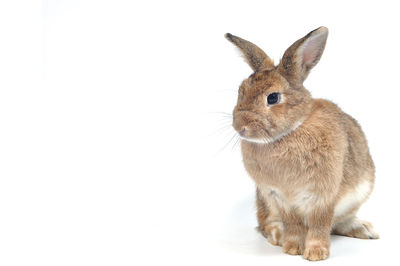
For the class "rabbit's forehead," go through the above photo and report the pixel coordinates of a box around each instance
[241,70,288,94]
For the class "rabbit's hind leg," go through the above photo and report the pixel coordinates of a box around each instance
[332,216,379,239]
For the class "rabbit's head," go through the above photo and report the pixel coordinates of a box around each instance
[226,27,328,144]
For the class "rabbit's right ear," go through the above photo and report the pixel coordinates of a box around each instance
[225,33,274,71]
[278,27,328,86]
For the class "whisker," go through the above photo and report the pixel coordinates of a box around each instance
[232,135,241,150]
[215,118,233,124]
[218,131,238,154]
[209,124,233,137]
[211,112,233,119]
[259,130,271,144]
[208,111,233,116]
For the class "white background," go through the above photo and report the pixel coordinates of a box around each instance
[1,0,399,265]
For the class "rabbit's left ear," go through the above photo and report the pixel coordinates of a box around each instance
[278,27,328,86]
[225,33,274,71]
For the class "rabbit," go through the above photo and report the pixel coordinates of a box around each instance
[225,27,378,261]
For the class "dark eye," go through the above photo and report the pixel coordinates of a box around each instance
[267,92,280,105]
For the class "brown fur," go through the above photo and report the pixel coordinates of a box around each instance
[225,27,378,261]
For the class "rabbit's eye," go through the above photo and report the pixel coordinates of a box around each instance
[267,92,280,105]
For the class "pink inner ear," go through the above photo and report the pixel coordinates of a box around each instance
[302,33,326,67]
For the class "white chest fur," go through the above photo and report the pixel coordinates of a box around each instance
[258,185,318,215]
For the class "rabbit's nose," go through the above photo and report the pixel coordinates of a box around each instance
[239,127,247,136]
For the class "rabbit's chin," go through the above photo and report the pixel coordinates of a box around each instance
[240,120,303,145]
[240,136,275,144]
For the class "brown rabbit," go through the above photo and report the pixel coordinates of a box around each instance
[225,27,378,261]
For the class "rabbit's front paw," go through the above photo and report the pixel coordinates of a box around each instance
[283,239,304,255]
[303,245,329,261]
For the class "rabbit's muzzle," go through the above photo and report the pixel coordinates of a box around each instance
[233,110,270,140]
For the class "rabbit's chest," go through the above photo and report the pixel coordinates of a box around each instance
[242,144,319,214]
[258,184,318,216]
[242,146,305,184]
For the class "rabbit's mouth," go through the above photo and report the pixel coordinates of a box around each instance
[237,120,303,145]
[232,109,303,144]
[233,112,273,143]
[233,121,274,144]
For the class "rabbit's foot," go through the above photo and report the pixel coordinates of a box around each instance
[282,237,304,255]
[259,221,283,246]
[303,244,329,261]
[333,218,379,239]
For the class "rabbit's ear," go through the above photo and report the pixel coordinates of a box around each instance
[278,27,328,86]
[225,33,274,71]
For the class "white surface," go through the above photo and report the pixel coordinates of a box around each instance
[0,0,399,265]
